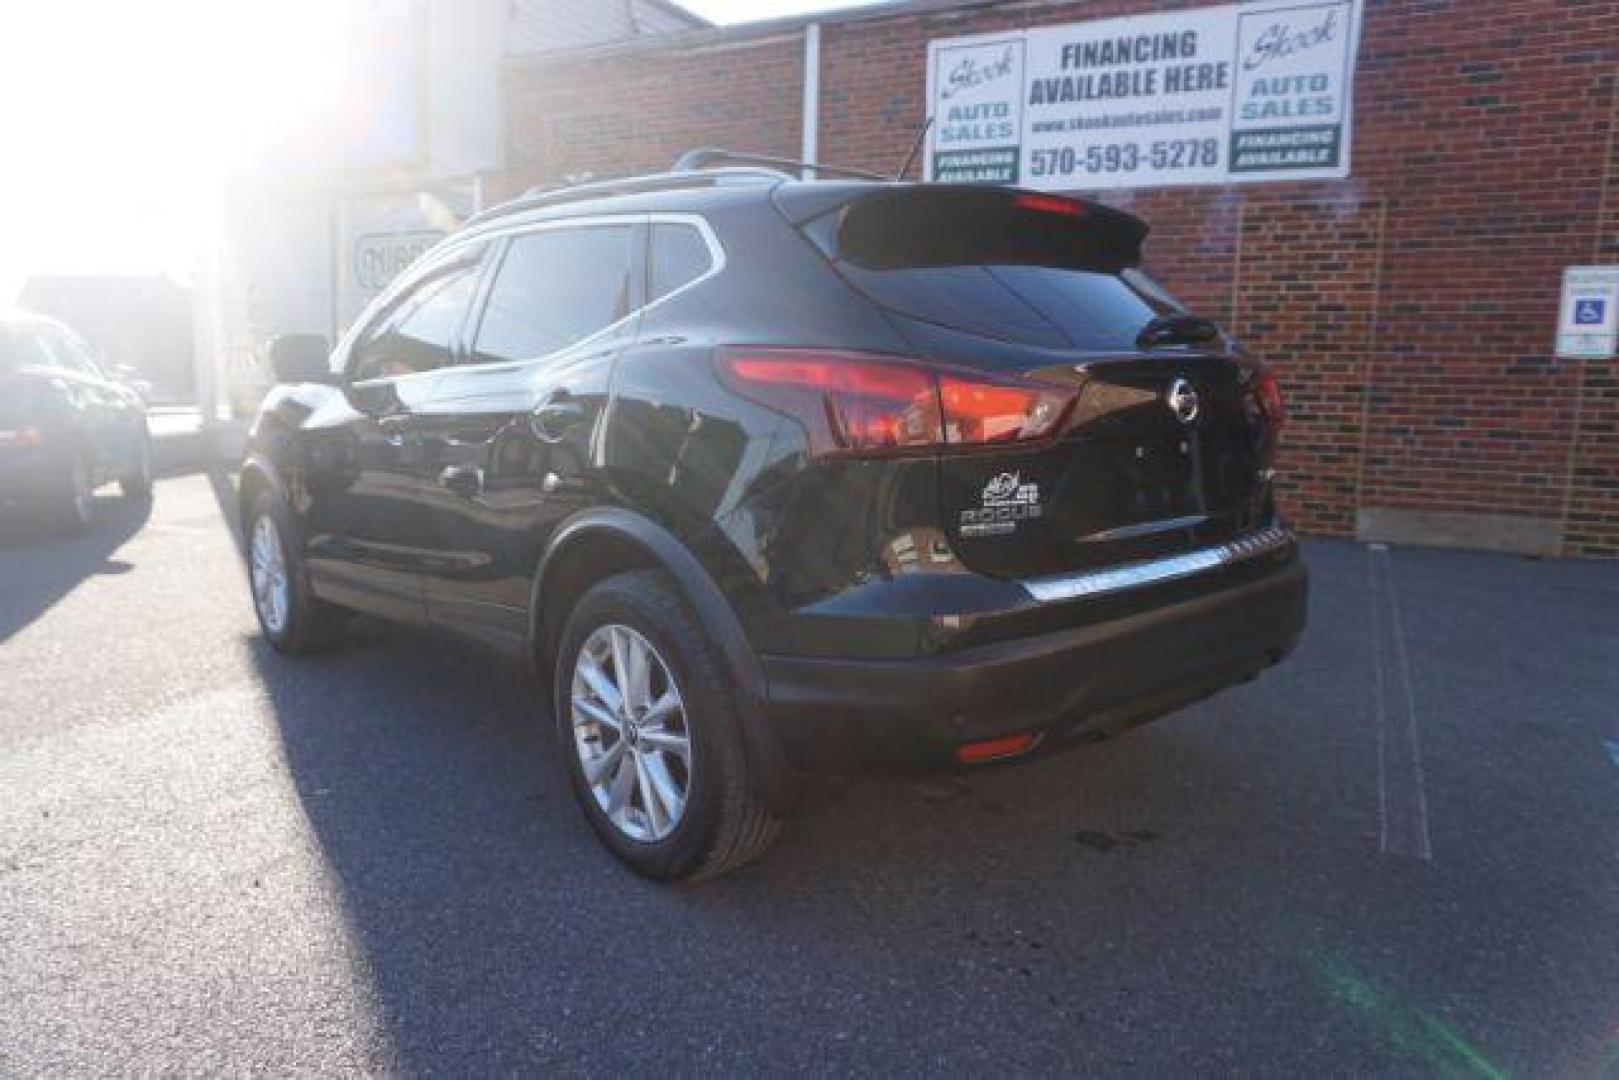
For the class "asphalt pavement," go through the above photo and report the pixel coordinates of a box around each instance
[1,473,1616,1075]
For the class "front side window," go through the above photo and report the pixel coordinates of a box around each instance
[472,225,635,366]
[350,252,484,382]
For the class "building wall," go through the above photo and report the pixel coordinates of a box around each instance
[426,0,511,179]
[508,0,706,56]
[504,0,1619,557]
[503,30,805,193]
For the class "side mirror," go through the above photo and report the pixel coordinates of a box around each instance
[268,334,333,385]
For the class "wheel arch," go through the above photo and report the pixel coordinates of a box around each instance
[237,453,289,528]
[531,507,795,812]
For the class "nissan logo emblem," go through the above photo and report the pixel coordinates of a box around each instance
[1166,378,1200,425]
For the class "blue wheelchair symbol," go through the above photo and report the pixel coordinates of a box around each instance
[1574,298,1608,326]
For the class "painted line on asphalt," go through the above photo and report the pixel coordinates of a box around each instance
[1367,544,1434,861]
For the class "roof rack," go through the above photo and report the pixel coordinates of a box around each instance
[671,147,890,181]
[460,149,889,231]
[461,166,789,230]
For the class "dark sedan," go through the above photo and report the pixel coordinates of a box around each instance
[0,309,153,531]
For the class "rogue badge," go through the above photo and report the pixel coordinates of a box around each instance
[960,471,1043,538]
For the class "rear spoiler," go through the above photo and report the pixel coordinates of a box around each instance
[775,183,1151,272]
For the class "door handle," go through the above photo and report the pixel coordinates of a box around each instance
[531,397,586,443]
[378,414,413,447]
[541,471,590,496]
[438,464,484,498]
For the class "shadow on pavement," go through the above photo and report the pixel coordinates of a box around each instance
[0,493,152,645]
[204,468,245,556]
[242,596,1331,1072]
[242,542,1619,1074]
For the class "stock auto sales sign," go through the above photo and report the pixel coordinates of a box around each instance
[924,0,1363,191]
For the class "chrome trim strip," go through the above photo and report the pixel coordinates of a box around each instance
[1021,526,1293,604]
[1081,513,1209,544]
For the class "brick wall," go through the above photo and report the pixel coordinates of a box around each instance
[503,0,1619,556]
[499,31,804,200]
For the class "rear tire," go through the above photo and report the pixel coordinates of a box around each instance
[48,453,95,534]
[554,569,780,882]
[246,490,346,655]
[120,429,154,501]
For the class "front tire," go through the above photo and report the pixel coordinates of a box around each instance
[246,490,345,654]
[554,570,780,882]
[120,428,154,501]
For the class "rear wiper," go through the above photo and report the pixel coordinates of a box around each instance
[1136,313,1221,348]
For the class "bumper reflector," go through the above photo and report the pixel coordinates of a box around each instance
[955,732,1039,764]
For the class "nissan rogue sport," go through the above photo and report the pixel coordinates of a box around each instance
[239,153,1307,881]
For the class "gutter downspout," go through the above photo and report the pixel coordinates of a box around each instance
[800,22,820,178]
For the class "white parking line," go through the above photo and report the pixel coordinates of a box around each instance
[1367,544,1434,861]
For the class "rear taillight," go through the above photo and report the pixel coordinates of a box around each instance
[717,348,1075,457]
[0,426,43,448]
[1255,370,1286,430]
[938,373,1073,445]
[721,351,939,454]
[1242,367,1286,434]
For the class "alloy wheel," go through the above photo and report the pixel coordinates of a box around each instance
[570,623,692,842]
[249,514,291,635]
[71,457,93,525]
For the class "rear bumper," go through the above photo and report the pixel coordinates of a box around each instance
[761,545,1307,771]
[0,450,63,503]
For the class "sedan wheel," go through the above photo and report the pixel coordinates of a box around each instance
[59,455,94,531]
[249,513,291,637]
[570,623,693,843]
[121,431,154,500]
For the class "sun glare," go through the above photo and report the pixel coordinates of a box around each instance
[0,0,348,298]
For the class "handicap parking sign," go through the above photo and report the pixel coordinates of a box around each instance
[1574,297,1607,325]
[1558,267,1619,358]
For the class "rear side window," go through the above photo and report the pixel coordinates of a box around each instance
[824,190,1176,352]
[0,327,54,374]
[649,223,713,301]
[473,225,635,365]
[40,328,101,377]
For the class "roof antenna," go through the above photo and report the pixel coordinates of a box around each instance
[893,116,934,182]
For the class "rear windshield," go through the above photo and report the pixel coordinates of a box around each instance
[0,327,44,375]
[825,190,1182,352]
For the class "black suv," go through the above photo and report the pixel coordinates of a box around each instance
[241,154,1306,881]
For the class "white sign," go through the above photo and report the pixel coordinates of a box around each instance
[336,185,475,329]
[925,0,1364,191]
[1556,266,1619,358]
